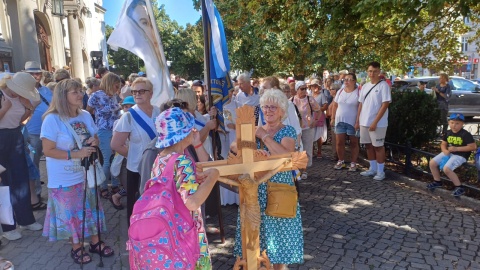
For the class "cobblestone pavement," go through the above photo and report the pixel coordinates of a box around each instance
[2,147,480,269]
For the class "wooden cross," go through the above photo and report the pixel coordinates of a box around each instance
[197,105,307,270]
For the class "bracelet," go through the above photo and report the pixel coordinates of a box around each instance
[261,134,270,142]
[194,143,203,149]
[67,150,71,160]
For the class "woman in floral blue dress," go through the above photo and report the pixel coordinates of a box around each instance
[233,89,304,269]
[87,73,122,198]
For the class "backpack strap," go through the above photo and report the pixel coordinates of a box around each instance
[145,153,181,192]
[307,96,313,116]
[128,108,156,140]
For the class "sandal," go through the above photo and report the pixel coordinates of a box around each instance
[70,247,92,265]
[109,196,124,210]
[89,241,114,257]
[100,188,111,199]
[31,201,47,211]
[0,257,13,270]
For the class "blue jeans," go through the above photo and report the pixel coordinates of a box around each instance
[97,129,119,189]
[24,132,43,195]
[0,127,36,232]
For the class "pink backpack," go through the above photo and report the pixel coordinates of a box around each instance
[127,154,200,269]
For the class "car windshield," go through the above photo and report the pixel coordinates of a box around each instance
[451,78,476,91]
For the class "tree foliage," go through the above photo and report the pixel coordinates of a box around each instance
[194,0,480,76]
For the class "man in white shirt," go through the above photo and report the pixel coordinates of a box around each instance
[235,73,259,107]
[356,61,392,181]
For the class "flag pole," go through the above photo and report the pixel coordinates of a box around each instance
[201,0,216,160]
[201,0,225,244]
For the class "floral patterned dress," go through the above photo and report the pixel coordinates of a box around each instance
[151,153,211,270]
[233,125,304,264]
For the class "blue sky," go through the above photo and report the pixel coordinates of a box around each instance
[103,0,201,27]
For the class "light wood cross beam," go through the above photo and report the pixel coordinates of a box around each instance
[197,105,307,270]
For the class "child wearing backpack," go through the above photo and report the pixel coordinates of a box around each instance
[127,107,219,269]
[427,113,477,197]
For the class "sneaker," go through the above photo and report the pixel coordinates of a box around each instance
[348,163,357,172]
[22,222,43,231]
[373,172,386,181]
[301,172,308,180]
[360,170,376,177]
[452,187,465,197]
[2,230,22,241]
[426,181,442,190]
[334,160,345,170]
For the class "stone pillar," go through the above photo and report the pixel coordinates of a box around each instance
[67,10,84,80]
[15,0,41,70]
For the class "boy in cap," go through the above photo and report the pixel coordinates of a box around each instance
[427,113,477,197]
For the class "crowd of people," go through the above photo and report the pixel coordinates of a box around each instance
[0,59,476,269]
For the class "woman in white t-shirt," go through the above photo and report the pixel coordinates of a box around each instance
[110,77,160,225]
[41,79,114,264]
[331,73,360,171]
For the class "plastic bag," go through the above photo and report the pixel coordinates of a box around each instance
[110,153,124,178]
[0,186,14,225]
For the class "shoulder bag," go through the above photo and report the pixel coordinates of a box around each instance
[62,118,106,188]
[265,179,298,218]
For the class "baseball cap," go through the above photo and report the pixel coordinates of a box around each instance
[449,113,465,121]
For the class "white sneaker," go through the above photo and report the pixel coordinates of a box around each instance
[373,172,386,181]
[360,170,376,177]
[22,222,43,231]
[2,229,22,241]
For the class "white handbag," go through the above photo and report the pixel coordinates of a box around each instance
[0,186,14,225]
[62,119,106,188]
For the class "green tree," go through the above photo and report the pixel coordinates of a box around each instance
[193,0,479,76]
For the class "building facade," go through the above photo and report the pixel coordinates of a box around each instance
[0,0,108,81]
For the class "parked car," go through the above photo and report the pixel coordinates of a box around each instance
[392,76,480,118]
[471,78,480,85]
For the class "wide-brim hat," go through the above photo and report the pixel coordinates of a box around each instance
[6,72,40,101]
[155,107,195,148]
[24,61,42,73]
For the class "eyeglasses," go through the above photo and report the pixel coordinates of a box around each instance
[261,105,278,112]
[131,89,150,95]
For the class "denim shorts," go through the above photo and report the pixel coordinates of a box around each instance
[335,122,356,136]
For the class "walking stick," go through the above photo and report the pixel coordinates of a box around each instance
[80,155,90,269]
[92,147,104,267]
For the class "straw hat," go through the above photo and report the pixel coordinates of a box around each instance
[24,61,42,73]
[5,72,40,101]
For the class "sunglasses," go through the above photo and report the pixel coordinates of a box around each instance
[131,89,150,95]
[298,88,307,91]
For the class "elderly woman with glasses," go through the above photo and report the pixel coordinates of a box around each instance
[233,89,304,270]
[291,81,321,179]
[110,77,160,224]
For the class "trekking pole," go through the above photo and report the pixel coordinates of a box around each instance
[92,147,104,267]
[80,155,90,270]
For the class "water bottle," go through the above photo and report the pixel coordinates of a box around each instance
[28,144,36,154]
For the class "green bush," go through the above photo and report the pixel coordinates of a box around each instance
[386,90,440,148]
